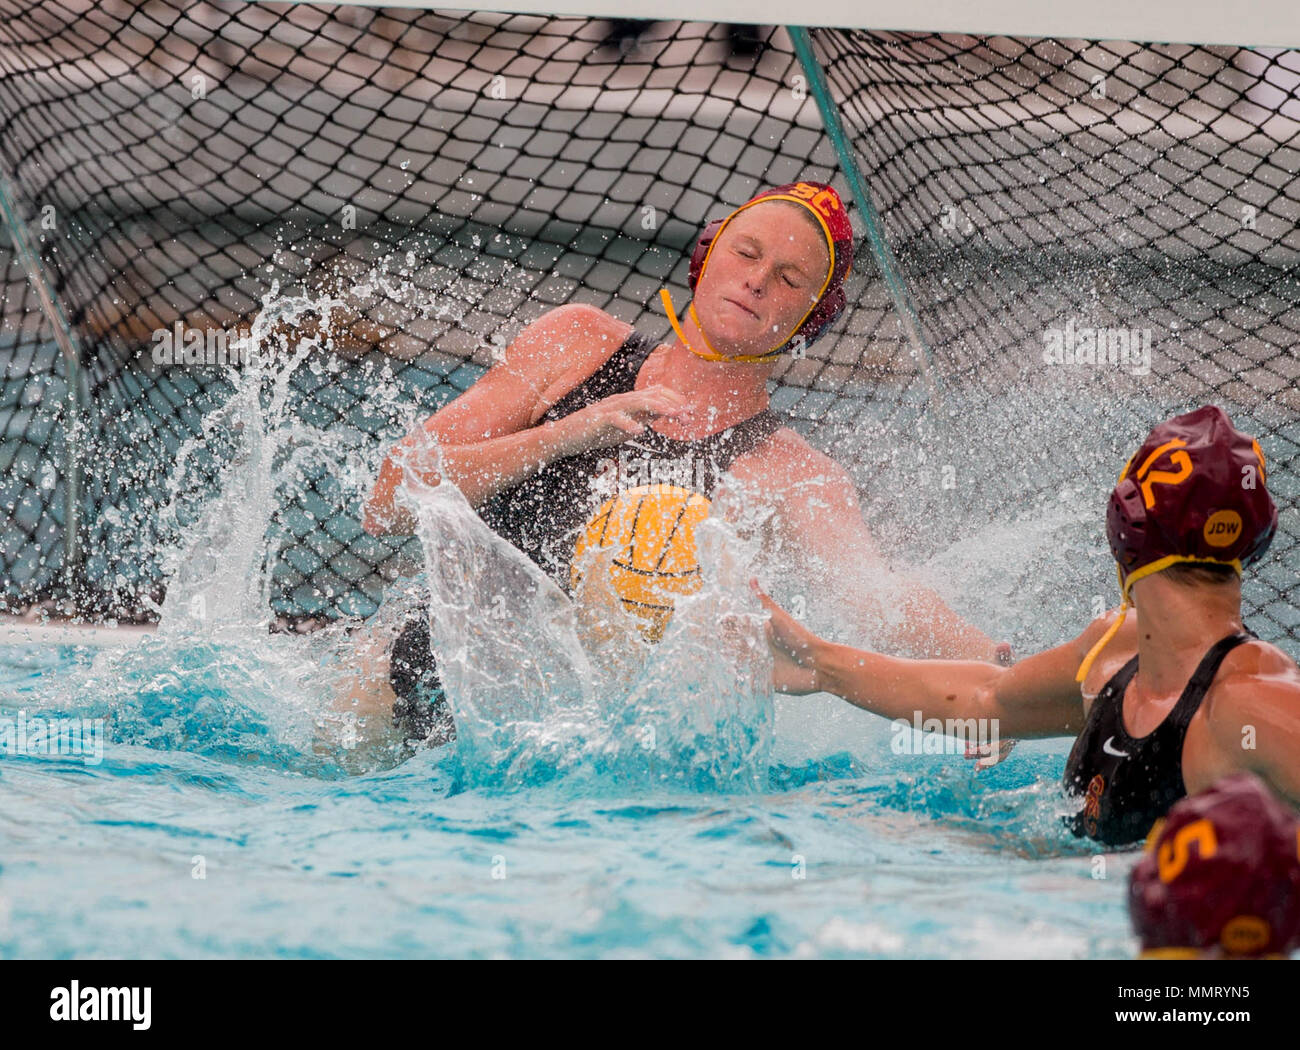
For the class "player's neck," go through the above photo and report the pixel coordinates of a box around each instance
[1131,575,1243,696]
[649,328,773,430]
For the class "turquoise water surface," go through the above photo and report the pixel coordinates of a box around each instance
[0,634,1135,960]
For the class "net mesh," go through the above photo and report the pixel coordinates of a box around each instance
[0,4,1296,651]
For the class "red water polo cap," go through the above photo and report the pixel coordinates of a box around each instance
[1129,772,1300,958]
[1076,405,1278,684]
[1107,404,1277,601]
[670,181,854,361]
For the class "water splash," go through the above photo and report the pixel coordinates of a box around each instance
[14,288,415,776]
[157,286,348,635]
[403,466,775,792]
[17,281,781,792]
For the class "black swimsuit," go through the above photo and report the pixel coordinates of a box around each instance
[478,329,784,585]
[1062,631,1254,846]
[388,328,787,740]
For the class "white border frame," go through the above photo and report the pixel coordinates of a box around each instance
[308,1,1300,48]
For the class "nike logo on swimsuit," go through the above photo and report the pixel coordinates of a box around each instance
[1102,736,1129,758]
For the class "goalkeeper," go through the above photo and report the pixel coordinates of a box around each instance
[362,181,1001,743]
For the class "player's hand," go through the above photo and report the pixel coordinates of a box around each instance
[750,579,817,664]
[964,738,1019,771]
[553,385,688,453]
[750,579,823,695]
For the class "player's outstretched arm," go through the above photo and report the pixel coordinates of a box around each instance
[755,580,1095,739]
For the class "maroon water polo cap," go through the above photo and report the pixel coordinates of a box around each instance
[1107,404,1278,601]
[683,180,855,359]
[1129,772,1300,958]
[1076,405,1279,684]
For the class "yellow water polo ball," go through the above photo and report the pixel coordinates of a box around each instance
[571,483,710,643]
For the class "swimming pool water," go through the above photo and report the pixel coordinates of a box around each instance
[0,640,1136,960]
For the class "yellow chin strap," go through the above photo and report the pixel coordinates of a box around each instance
[658,289,786,364]
[1074,566,1132,686]
[1073,556,1244,684]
